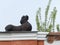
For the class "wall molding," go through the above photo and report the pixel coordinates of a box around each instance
[0,31,49,41]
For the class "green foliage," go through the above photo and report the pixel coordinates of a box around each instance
[56,24,60,32]
[46,24,53,32]
[45,0,52,31]
[51,7,57,32]
[36,0,59,32]
[36,13,40,31]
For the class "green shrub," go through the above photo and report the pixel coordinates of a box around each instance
[36,0,59,32]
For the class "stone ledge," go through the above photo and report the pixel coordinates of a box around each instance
[0,31,49,41]
[0,31,37,33]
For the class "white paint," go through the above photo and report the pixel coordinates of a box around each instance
[0,32,48,41]
[0,32,37,41]
[37,32,49,40]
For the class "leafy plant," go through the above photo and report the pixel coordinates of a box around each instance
[56,24,60,32]
[36,0,59,32]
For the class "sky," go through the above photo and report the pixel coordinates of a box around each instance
[0,0,60,32]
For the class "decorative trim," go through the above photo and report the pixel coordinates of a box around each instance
[37,32,49,40]
[0,31,49,41]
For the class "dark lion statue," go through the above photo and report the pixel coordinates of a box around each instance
[5,15,32,31]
